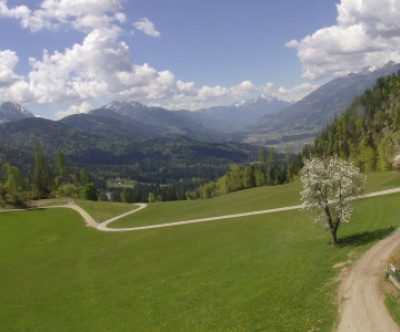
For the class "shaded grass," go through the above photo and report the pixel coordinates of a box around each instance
[1,191,400,331]
[339,228,395,247]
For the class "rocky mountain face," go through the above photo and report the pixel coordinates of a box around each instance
[0,102,34,123]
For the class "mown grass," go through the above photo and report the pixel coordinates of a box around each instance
[110,171,400,229]
[1,178,400,331]
[110,181,303,228]
[74,199,138,223]
[364,171,400,192]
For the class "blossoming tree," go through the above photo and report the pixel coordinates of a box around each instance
[300,156,366,247]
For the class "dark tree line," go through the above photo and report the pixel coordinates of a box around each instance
[198,147,304,199]
[0,142,97,207]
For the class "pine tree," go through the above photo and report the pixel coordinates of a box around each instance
[55,148,69,185]
[32,142,52,198]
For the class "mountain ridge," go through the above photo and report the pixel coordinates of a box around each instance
[3,61,400,151]
[244,61,400,147]
[0,101,34,123]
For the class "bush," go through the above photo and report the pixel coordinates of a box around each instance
[57,183,79,197]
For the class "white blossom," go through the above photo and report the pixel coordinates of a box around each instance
[300,156,366,245]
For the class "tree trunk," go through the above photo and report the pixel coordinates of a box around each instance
[324,206,339,247]
[330,228,339,247]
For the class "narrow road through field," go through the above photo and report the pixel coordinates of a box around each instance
[95,187,400,232]
[96,203,301,232]
[337,226,400,332]
[2,187,400,330]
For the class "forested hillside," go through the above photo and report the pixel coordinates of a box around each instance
[0,115,260,205]
[311,71,400,171]
[246,61,400,149]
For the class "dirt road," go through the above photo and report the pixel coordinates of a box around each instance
[337,228,400,332]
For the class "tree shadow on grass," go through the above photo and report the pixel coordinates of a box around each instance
[338,227,396,248]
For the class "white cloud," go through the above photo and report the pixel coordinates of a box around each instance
[134,18,160,37]
[0,50,22,87]
[1,21,266,110]
[1,25,177,105]
[170,80,260,110]
[0,1,319,113]
[287,0,400,80]
[56,101,93,119]
[273,83,319,103]
[0,0,125,31]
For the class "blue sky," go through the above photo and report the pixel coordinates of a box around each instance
[1,0,400,119]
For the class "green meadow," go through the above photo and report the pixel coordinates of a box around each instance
[1,171,400,331]
[109,171,400,229]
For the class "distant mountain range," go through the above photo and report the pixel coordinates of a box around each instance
[88,101,225,142]
[189,96,291,132]
[244,61,400,147]
[0,115,259,193]
[2,61,400,152]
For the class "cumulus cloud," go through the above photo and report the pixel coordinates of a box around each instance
[1,21,262,109]
[0,0,125,31]
[287,0,400,80]
[134,18,160,37]
[0,0,313,112]
[170,80,260,110]
[273,83,319,102]
[0,1,178,106]
[10,26,177,104]
[0,50,22,87]
[56,101,94,119]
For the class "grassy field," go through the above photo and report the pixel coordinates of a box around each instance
[385,290,400,325]
[1,171,400,331]
[74,199,138,223]
[109,171,400,229]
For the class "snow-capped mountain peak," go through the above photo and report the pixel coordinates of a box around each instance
[0,101,34,123]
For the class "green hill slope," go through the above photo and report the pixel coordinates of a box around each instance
[1,172,400,331]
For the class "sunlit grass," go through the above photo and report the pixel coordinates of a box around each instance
[1,184,400,330]
[110,171,400,229]
[74,199,138,223]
